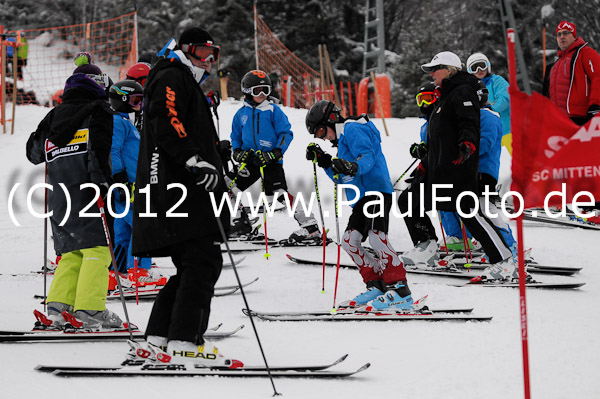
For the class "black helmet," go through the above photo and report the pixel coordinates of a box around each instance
[305,100,342,136]
[178,27,220,63]
[109,80,144,113]
[241,70,272,100]
[476,79,489,105]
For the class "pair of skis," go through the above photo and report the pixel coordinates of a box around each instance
[36,353,370,378]
[286,254,585,289]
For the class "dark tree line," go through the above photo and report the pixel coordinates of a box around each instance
[2,0,598,116]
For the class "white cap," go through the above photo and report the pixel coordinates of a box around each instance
[466,53,491,73]
[421,51,462,72]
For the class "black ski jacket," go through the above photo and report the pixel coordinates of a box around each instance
[132,58,229,257]
[26,75,114,255]
[425,71,481,211]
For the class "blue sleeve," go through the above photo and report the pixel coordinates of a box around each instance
[420,121,428,143]
[479,113,494,160]
[230,110,243,150]
[490,76,510,115]
[111,116,127,175]
[272,105,293,153]
[345,125,376,176]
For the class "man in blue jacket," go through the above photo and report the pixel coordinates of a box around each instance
[230,70,319,243]
[305,100,412,311]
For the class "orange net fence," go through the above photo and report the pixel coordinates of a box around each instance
[3,12,137,106]
[256,16,322,109]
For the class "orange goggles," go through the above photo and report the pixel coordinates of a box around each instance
[416,91,437,107]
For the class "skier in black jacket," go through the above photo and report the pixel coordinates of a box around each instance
[131,28,241,368]
[403,51,516,282]
[26,63,124,330]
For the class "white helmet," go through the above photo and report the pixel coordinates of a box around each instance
[466,53,491,74]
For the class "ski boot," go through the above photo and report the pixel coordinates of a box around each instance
[125,336,170,366]
[401,239,439,266]
[129,266,168,288]
[108,270,134,291]
[366,281,414,312]
[166,340,244,369]
[69,309,125,331]
[287,222,320,244]
[340,280,385,308]
[476,258,517,282]
[443,236,469,252]
[229,210,254,239]
[33,302,73,330]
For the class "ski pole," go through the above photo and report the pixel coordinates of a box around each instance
[437,211,449,257]
[43,163,48,312]
[393,159,418,188]
[312,159,327,293]
[331,174,342,313]
[460,220,473,267]
[215,214,280,396]
[97,195,134,340]
[259,165,270,259]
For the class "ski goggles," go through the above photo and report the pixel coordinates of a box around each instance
[249,85,271,97]
[180,42,220,63]
[313,125,328,139]
[416,91,437,107]
[128,94,144,107]
[87,73,110,88]
[467,60,490,74]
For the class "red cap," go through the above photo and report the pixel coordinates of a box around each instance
[556,20,576,37]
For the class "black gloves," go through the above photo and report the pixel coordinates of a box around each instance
[185,155,219,191]
[331,158,358,177]
[588,104,600,118]
[409,142,427,159]
[206,91,220,108]
[453,141,476,165]
[233,148,253,164]
[256,148,283,167]
[306,143,332,168]
[112,170,131,201]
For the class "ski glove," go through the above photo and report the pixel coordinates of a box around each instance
[206,90,221,108]
[233,148,253,164]
[112,170,131,201]
[409,142,427,159]
[331,158,358,177]
[305,143,332,168]
[452,141,476,165]
[256,148,283,167]
[588,104,600,118]
[185,155,220,191]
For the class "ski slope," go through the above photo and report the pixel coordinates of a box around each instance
[0,101,598,398]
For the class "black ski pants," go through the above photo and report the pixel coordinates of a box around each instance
[398,174,438,246]
[145,238,222,345]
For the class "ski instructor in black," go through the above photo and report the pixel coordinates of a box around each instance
[132,28,240,367]
[418,51,516,282]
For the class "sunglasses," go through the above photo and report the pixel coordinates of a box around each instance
[181,42,220,63]
[429,65,447,72]
[250,85,271,97]
[556,31,573,37]
[416,91,437,107]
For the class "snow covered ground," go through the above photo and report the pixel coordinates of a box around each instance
[1,101,598,398]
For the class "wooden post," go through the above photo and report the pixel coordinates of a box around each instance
[219,75,228,101]
[323,44,341,106]
[318,44,326,101]
[370,71,389,136]
[339,81,346,117]
[11,41,17,134]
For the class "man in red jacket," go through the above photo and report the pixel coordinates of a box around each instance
[543,20,600,126]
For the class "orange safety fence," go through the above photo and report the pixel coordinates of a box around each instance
[256,16,321,109]
[3,12,137,107]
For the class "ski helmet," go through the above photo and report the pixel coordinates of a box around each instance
[241,70,272,100]
[126,62,151,87]
[178,27,220,63]
[109,80,144,113]
[305,100,342,137]
[476,80,489,105]
[466,53,491,74]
